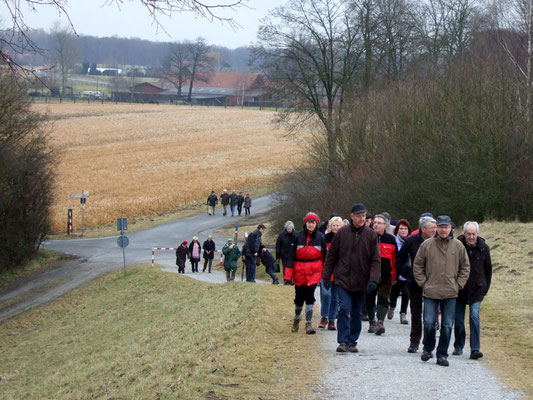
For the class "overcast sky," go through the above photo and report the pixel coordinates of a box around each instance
[2,0,286,48]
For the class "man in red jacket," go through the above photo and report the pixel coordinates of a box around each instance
[366,214,398,336]
[323,203,381,353]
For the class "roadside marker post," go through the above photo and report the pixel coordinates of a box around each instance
[67,209,73,235]
[117,217,129,276]
[69,190,89,236]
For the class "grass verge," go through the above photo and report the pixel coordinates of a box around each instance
[0,265,323,399]
[0,249,70,293]
[478,221,533,397]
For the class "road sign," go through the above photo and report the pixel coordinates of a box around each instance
[117,235,129,248]
[117,217,128,231]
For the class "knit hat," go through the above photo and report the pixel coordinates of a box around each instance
[420,212,433,218]
[304,212,319,224]
[182,240,188,245]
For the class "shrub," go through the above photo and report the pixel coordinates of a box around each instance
[0,74,55,272]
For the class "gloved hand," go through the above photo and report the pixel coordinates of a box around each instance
[366,281,378,293]
[322,278,331,291]
[284,279,293,285]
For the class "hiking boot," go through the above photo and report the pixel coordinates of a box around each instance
[327,320,336,331]
[387,306,395,320]
[272,279,280,285]
[318,317,328,329]
[305,322,316,335]
[470,350,483,360]
[408,344,419,353]
[421,350,433,362]
[348,344,359,353]
[400,313,409,324]
[291,316,301,333]
[375,320,385,335]
[336,344,348,353]
[452,348,463,356]
[436,357,449,367]
[362,313,369,321]
[368,320,377,333]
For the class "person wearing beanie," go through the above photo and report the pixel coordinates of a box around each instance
[284,212,327,335]
[322,202,381,353]
[175,241,189,274]
[276,220,296,285]
[222,238,241,282]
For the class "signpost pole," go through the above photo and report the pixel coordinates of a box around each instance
[122,229,127,276]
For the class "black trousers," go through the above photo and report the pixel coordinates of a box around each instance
[294,284,317,307]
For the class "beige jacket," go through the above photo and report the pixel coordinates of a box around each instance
[413,235,470,299]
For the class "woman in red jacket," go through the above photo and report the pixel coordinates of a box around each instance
[284,212,327,334]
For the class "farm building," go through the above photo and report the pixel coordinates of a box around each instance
[111,72,270,105]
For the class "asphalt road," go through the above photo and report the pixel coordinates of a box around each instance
[0,194,276,322]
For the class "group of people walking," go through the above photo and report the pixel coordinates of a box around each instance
[175,235,216,274]
[279,203,492,367]
[206,190,252,217]
[174,223,280,284]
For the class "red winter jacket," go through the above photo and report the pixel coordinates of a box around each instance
[284,228,327,286]
[377,232,398,283]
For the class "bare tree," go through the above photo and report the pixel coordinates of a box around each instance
[0,0,244,75]
[161,41,190,99]
[254,0,364,174]
[491,0,533,123]
[49,23,79,97]
[413,0,479,68]
[186,37,212,102]
[374,0,418,82]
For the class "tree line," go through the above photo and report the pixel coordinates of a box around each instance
[253,0,532,226]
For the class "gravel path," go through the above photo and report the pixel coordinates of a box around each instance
[315,309,524,399]
[167,268,523,399]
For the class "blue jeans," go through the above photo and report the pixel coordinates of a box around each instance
[454,300,481,351]
[230,204,236,216]
[423,297,456,358]
[320,280,339,321]
[246,254,256,282]
[336,286,366,346]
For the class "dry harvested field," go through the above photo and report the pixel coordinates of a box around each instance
[32,103,306,233]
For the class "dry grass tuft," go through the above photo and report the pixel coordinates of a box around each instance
[479,221,533,397]
[0,265,323,399]
[32,103,306,233]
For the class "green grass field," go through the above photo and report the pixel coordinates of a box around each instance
[0,265,323,399]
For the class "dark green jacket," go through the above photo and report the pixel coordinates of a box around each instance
[223,244,241,271]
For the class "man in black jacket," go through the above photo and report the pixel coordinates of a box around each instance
[397,215,437,353]
[207,191,218,215]
[453,221,492,360]
[220,189,230,216]
[275,220,296,285]
[237,192,245,216]
[244,224,266,282]
[202,235,216,273]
